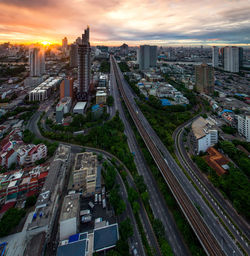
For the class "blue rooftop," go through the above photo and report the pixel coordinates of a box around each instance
[57,240,87,256]
[68,233,80,243]
[220,109,233,115]
[94,224,119,252]
[160,99,171,106]
[92,104,100,111]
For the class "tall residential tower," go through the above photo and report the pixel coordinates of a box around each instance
[195,63,214,95]
[223,46,239,73]
[138,45,157,70]
[212,46,219,68]
[29,47,45,77]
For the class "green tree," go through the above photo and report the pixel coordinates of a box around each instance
[25,195,37,208]
[132,201,140,214]
[107,95,114,106]
[119,218,133,240]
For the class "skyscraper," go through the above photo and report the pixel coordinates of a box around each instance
[195,63,214,95]
[77,26,91,99]
[70,44,78,68]
[29,47,45,77]
[223,46,239,73]
[60,78,74,100]
[212,46,219,68]
[239,47,243,68]
[138,45,157,70]
[62,37,68,50]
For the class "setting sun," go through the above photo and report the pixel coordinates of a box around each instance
[41,41,51,46]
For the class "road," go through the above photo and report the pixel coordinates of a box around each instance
[173,117,250,254]
[111,55,243,256]
[110,57,190,256]
[26,102,151,256]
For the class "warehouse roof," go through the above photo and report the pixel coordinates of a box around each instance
[57,240,87,256]
[94,223,119,252]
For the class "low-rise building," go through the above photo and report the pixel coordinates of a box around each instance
[191,117,218,154]
[96,91,107,104]
[56,97,72,123]
[28,77,61,101]
[59,194,80,240]
[26,145,71,253]
[72,152,99,196]
[73,102,87,115]
[204,147,229,176]
[17,144,47,166]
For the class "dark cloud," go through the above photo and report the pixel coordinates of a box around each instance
[0,0,52,8]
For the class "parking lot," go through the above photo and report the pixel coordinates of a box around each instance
[79,191,116,233]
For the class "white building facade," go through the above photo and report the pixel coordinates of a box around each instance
[237,115,250,142]
[212,46,219,68]
[223,46,239,73]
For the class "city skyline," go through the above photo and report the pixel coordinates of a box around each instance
[0,0,249,46]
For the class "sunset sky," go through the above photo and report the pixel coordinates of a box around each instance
[0,0,249,46]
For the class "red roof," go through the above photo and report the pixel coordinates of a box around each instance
[5,148,15,159]
[26,190,38,198]
[38,171,48,180]
[0,201,16,214]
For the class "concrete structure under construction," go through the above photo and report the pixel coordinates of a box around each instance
[59,194,80,240]
[77,26,91,100]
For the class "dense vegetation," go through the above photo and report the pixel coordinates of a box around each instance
[107,95,114,106]
[0,105,38,125]
[193,149,250,220]
[137,99,193,153]
[221,124,237,135]
[0,64,26,77]
[42,112,137,174]
[0,208,26,237]
[101,162,132,256]
[118,62,130,72]
[46,107,109,132]
[99,60,110,73]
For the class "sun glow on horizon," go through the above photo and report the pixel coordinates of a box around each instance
[41,41,52,46]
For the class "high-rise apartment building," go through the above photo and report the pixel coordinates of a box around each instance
[223,46,239,73]
[60,78,74,100]
[77,26,91,99]
[239,47,243,68]
[70,43,78,68]
[195,63,214,95]
[138,45,157,70]
[212,46,219,68]
[237,115,250,142]
[29,47,45,77]
[62,37,68,50]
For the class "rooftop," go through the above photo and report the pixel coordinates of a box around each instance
[73,102,87,110]
[57,240,87,256]
[60,194,80,222]
[93,224,119,252]
[192,116,217,140]
[204,147,229,176]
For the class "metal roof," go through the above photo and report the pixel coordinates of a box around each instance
[94,223,119,252]
[57,240,86,256]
